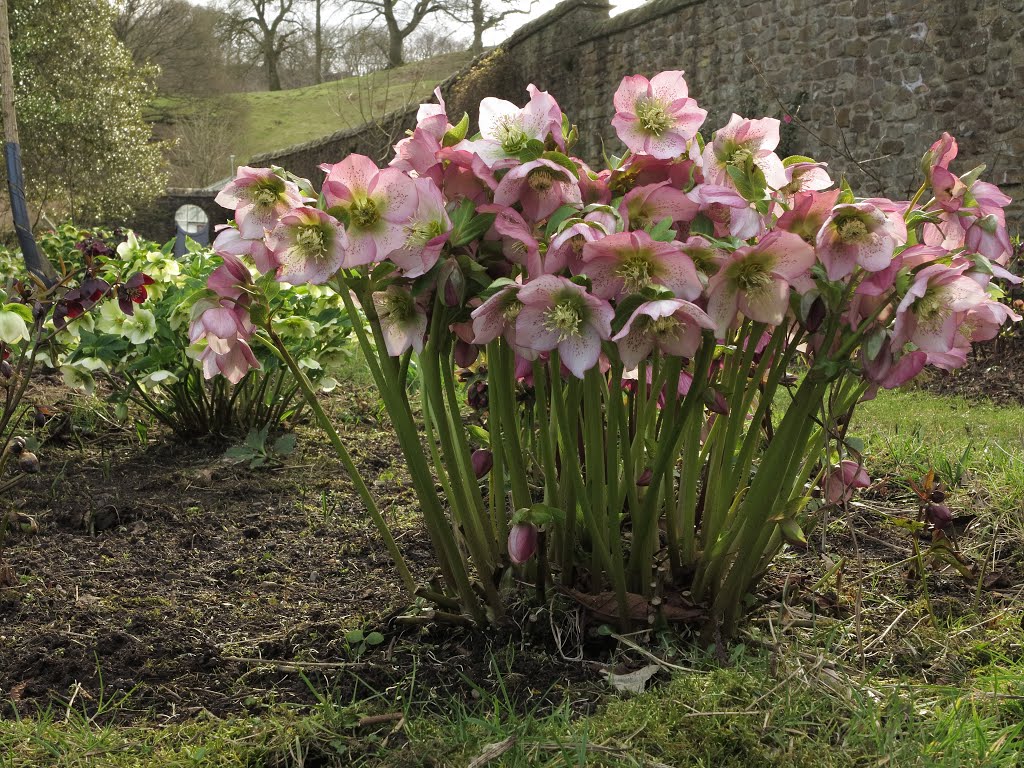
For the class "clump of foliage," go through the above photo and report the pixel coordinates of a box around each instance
[7,0,167,222]
[3,225,355,440]
[201,73,1019,636]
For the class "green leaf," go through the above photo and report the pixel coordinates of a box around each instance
[838,177,855,205]
[467,425,490,446]
[442,112,470,147]
[782,155,816,167]
[345,629,364,644]
[545,205,578,237]
[517,139,545,163]
[451,212,496,247]
[273,433,297,456]
[647,216,675,243]
[779,518,807,548]
[540,151,578,177]
[690,214,715,237]
[365,631,385,646]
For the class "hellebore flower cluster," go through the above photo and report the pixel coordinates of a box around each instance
[206,74,1018,635]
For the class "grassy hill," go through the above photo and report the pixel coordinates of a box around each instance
[150,51,474,187]
[235,52,474,160]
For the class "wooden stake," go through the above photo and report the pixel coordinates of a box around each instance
[0,0,55,284]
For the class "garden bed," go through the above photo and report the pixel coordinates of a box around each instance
[0,376,595,723]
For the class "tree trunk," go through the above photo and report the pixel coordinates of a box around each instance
[386,21,403,68]
[471,0,483,56]
[265,41,281,90]
[314,0,322,84]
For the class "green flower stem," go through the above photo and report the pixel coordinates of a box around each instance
[336,283,485,622]
[676,396,703,567]
[421,308,503,615]
[627,336,714,590]
[710,377,826,634]
[264,325,417,598]
[548,357,576,584]
[489,341,531,512]
[532,360,561,513]
[583,368,610,586]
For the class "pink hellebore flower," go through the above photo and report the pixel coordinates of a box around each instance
[619,180,699,230]
[547,217,612,276]
[777,161,833,196]
[678,235,728,286]
[189,300,261,385]
[705,230,816,336]
[388,177,452,277]
[266,207,347,285]
[372,285,429,357]
[611,71,707,160]
[823,460,870,504]
[508,522,539,564]
[892,263,988,370]
[816,202,901,281]
[702,114,787,190]
[479,204,542,276]
[213,225,278,275]
[207,252,252,301]
[777,190,841,245]
[579,230,702,301]
[921,132,957,184]
[321,154,417,266]
[690,184,766,240]
[493,158,581,221]
[861,338,927,397]
[470,84,564,169]
[215,166,304,240]
[612,299,715,369]
[515,275,613,378]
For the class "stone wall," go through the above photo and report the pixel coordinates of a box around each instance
[160,0,1024,224]
[122,189,230,244]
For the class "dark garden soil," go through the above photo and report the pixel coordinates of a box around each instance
[1,374,1021,728]
[919,333,1024,405]
[0,377,595,723]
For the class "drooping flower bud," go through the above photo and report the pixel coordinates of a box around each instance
[925,502,952,529]
[823,460,870,504]
[454,339,479,368]
[508,523,539,564]
[471,449,493,478]
[636,468,653,486]
[438,259,465,307]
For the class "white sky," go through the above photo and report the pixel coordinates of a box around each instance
[198,1,649,47]
[485,1,646,45]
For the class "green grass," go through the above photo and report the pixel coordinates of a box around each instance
[3,386,1023,766]
[230,52,472,162]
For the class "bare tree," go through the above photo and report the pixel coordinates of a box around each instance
[114,0,232,95]
[343,0,445,69]
[223,0,301,91]
[404,24,466,62]
[443,0,535,56]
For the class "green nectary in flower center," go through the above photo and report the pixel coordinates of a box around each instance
[913,286,950,328]
[296,225,326,256]
[544,294,585,340]
[406,219,445,247]
[382,289,417,323]
[496,118,529,154]
[635,97,673,136]
[251,185,281,207]
[501,297,524,322]
[836,216,870,243]
[649,315,680,337]
[616,251,657,293]
[350,198,381,229]
[727,254,775,294]
[726,146,754,168]
[527,168,557,193]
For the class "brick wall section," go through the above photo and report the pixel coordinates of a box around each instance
[152,0,1024,226]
